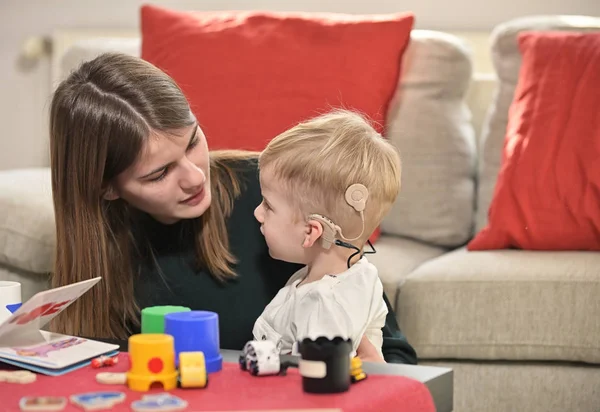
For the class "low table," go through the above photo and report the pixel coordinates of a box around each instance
[86,340,453,411]
[355,360,452,412]
[242,350,454,412]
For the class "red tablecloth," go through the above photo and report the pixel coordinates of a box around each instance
[0,354,435,411]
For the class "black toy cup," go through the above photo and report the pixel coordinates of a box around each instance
[298,336,352,394]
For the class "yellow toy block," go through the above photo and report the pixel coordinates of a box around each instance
[350,356,367,383]
[127,334,178,392]
[179,352,208,389]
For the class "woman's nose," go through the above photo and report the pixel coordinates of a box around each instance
[180,159,205,189]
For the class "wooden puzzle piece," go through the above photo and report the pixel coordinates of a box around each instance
[70,391,126,411]
[0,370,36,384]
[19,396,66,411]
[95,372,127,385]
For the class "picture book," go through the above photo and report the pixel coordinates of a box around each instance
[0,278,119,375]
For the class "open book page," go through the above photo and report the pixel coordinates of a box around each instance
[0,331,118,369]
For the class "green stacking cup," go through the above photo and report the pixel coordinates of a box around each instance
[141,305,191,334]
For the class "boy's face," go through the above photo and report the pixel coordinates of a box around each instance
[254,168,311,264]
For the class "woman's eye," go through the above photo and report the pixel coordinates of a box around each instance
[149,167,169,182]
[187,137,200,151]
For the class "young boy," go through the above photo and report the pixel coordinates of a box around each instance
[253,109,402,360]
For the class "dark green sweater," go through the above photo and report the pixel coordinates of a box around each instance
[132,158,417,364]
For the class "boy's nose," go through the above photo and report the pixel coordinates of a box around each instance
[254,205,263,222]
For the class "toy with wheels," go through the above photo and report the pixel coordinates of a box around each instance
[179,352,208,388]
[239,341,283,376]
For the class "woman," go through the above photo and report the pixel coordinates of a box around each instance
[49,52,417,364]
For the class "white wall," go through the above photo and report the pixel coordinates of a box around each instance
[0,0,598,170]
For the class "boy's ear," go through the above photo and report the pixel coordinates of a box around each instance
[102,184,120,201]
[303,218,324,248]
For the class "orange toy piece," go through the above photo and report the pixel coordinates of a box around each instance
[127,334,178,392]
[91,355,118,368]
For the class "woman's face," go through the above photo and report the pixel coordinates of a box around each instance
[108,123,211,224]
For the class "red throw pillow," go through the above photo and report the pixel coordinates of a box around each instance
[140,5,414,244]
[140,5,413,150]
[469,31,600,251]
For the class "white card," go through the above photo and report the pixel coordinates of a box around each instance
[0,278,100,344]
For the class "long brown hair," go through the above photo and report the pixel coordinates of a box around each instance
[49,53,255,339]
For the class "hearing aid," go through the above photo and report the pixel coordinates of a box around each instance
[308,183,369,249]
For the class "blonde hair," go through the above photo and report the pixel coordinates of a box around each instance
[259,109,401,245]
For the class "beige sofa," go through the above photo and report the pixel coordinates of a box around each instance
[1,14,599,412]
[371,15,600,412]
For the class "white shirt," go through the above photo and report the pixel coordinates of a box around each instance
[252,257,388,358]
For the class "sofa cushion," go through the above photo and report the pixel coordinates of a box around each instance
[368,234,447,310]
[424,360,600,412]
[140,5,414,152]
[470,31,600,251]
[381,30,477,248]
[0,168,54,274]
[58,37,140,83]
[398,247,600,363]
[475,15,600,233]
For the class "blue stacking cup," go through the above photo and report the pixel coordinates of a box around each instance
[164,310,222,373]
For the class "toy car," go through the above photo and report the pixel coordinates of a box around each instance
[350,356,367,383]
[239,341,282,376]
[179,352,208,388]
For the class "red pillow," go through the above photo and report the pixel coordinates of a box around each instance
[469,31,600,251]
[140,5,414,151]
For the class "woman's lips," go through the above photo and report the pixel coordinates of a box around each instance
[181,187,205,206]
